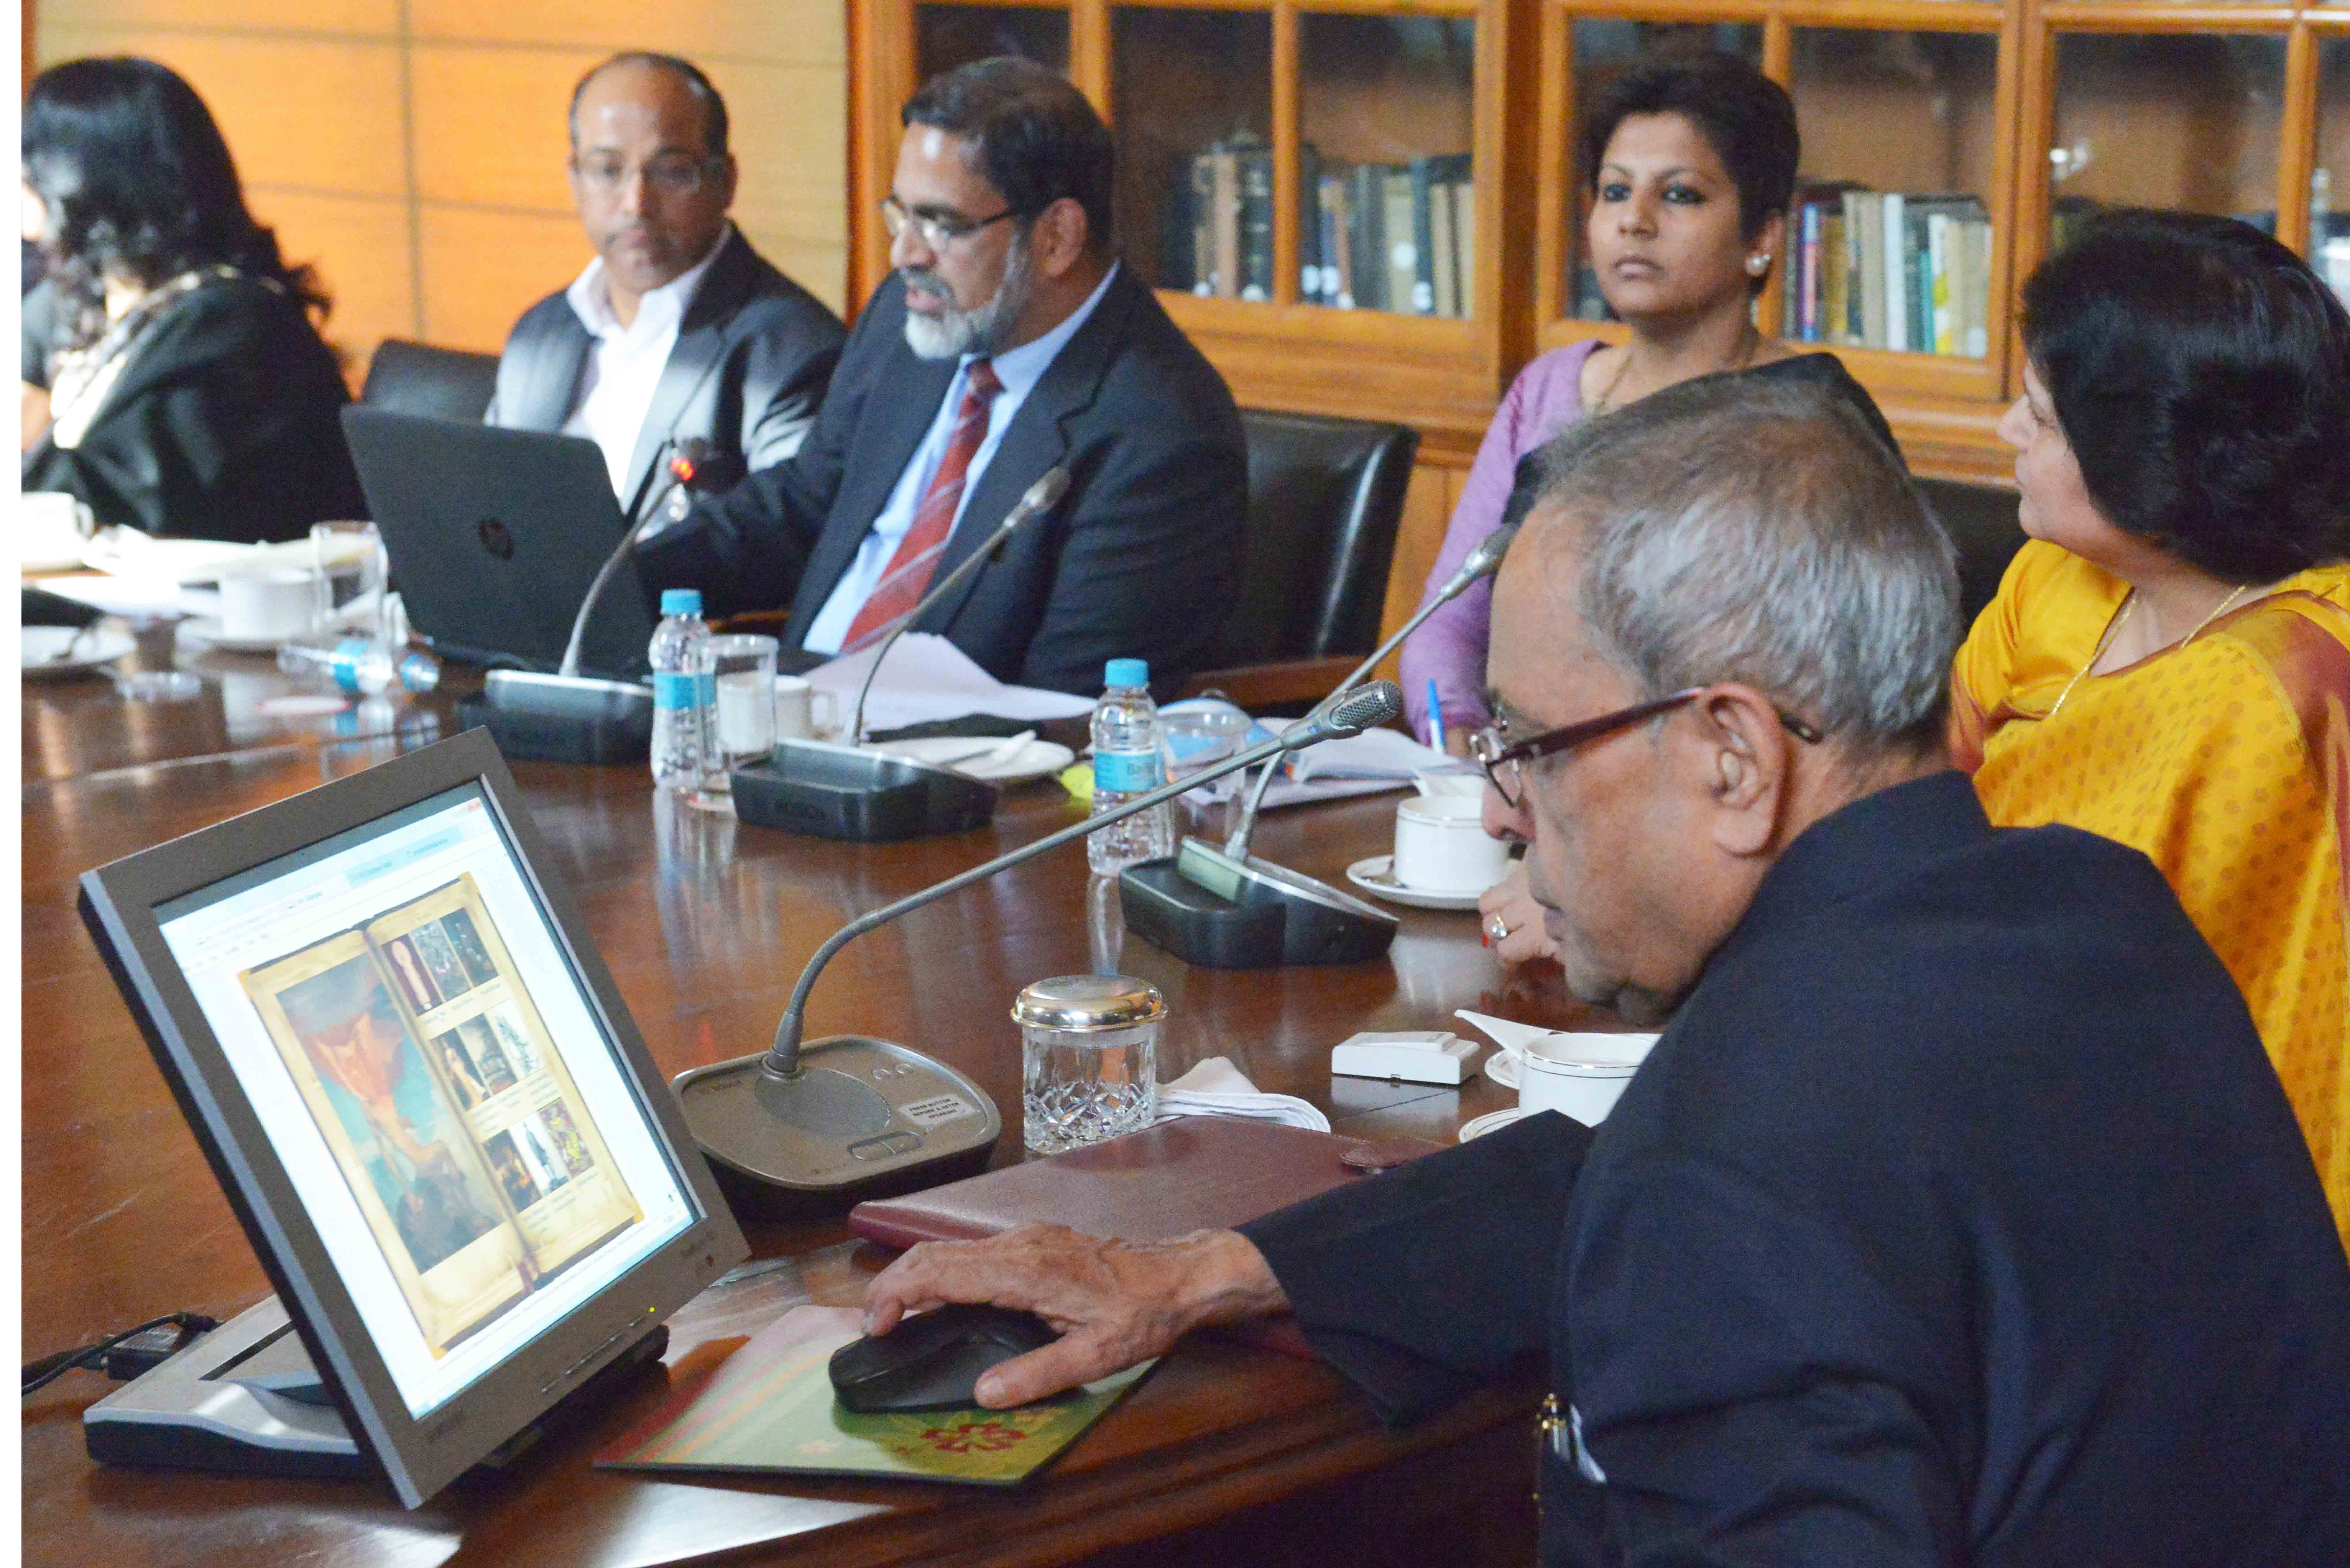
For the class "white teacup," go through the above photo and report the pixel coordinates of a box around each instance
[1516,1032,1656,1125]
[1392,793,1511,894]
[773,675,841,741]
[218,567,320,643]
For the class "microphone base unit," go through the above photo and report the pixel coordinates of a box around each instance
[730,738,999,841]
[464,670,655,765]
[1120,837,1399,969]
[673,1035,1002,1215]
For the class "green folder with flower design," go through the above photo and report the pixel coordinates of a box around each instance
[596,1306,1154,1487]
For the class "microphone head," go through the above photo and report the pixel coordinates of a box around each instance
[1457,519,1521,583]
[1324,680,1403,737]
[1017,466,1071,519]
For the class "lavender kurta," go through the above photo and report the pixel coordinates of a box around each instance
[1398,343,1900,739]
[1400,342,1599,740]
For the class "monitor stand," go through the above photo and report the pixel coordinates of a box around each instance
[82,1296,669,1483]
[83,1298,365,1479]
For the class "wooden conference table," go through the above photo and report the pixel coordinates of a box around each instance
[22,638,1609,1568]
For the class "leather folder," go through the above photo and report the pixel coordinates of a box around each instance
[848,1117,1441,1251]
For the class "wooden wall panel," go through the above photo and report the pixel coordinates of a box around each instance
[416,206,591,353]
[409,0,844,61]
[246,191,417,374]
[410,46,595,212]
[33,29,409,196]
[33,0,853,376]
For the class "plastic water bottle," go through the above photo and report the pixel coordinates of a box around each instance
[649,588,715,793]
[1088,658,1176,874]
[277,636,440,696]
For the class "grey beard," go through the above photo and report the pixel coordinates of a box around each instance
[901,239,1034,360]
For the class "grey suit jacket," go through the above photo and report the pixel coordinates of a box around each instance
[634,264,1247,697]
[484,229,845,525]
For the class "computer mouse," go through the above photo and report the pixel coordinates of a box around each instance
[828,1303,1059,1414]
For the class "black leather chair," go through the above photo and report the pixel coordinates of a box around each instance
[359,338,501,424]
[1916,475,2025,626]
[1183,409,1418,706]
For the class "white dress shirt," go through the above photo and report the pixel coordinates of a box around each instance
[560,225,731,499]
[801,263,1120,656]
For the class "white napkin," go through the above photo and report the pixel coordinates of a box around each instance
[1457,1010,1661,1065]
[1454,1010,1555,1058]
[1154,1055,1331,1133]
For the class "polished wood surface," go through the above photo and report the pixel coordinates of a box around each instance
[22,684,1610,1566]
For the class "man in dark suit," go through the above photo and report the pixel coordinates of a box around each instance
[858,380,2350,1565]
[485,53,844,530]
[636,58,1246,697]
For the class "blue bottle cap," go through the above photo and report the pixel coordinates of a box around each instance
[660,589,703,617]
[1104,658,1149,689]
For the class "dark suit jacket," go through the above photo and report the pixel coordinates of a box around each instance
[21,275,365,542]
[1245,772,2350,1568]
[484,229,844,525]
[635,264,1248,697]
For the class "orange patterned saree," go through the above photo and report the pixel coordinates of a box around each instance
[1953,540,2350,1248]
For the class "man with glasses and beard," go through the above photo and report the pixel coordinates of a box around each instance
[635,57,1247,697]
[853,379,2350,1565]
[486,53,844,530]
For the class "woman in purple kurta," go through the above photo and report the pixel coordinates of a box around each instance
[1423,52,1896,961]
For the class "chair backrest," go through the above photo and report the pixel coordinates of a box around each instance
[360,339,501,425]
[1216,409,1419,667]
[1914,475,2026,627]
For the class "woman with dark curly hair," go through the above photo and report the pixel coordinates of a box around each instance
[21,56,364,539]
[1952,209,2350,1242]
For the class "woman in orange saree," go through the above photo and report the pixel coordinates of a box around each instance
[1952,211,2350,1247]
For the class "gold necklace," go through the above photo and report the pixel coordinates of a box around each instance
[1589,324,1760,418]
[2046,583,2250,720]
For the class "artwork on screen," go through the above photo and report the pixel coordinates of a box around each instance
[237,872,642,1356]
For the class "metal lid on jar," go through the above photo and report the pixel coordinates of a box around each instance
[1011,974,1167,1031]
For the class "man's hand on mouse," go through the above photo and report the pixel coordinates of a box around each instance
[862,1223,1291,1408]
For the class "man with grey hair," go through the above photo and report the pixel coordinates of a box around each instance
[860,379,2350,1564]
[636,57,1245,696]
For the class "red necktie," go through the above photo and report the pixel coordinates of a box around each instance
[841,359,1004,653]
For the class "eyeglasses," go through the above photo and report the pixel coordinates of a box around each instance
[880,196,1018,252]
[572,154,724,199]
[1469,687,1823,811]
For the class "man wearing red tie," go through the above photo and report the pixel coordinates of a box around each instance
[636,57,1247,697]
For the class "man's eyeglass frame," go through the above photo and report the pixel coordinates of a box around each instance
[880,196,1021,253]
[1469,687,1823,811]
[570,154,727,199]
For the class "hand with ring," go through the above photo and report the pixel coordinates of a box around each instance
[1478,864,1559,966]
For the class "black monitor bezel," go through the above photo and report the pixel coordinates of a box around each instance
[76,727,748,1507]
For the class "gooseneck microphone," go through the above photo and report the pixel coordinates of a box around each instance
[479,438,716,761]
[672,680,1403,1205]
[1221,516,1522,861]
[845,466,1071,745]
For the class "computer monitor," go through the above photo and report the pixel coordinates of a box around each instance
[77,728,747,1507]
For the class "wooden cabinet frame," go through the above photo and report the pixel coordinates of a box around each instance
[849,0,2350,485]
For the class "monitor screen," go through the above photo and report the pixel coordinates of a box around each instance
[155,783,695,1421]
[81,730,746,1507]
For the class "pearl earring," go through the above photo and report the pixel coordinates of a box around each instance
[1746,253,1771,276]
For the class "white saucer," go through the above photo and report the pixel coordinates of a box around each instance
[1344,855,1493,911]
[1459,1105,1534,1142]
[1483,1050,1521,1091]
[22,623,136,679]
[177,615,289,654]
[875,735,1077,785]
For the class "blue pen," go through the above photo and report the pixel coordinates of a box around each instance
[1425,679,1446,753]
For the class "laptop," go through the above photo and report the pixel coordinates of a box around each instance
[341,408,656,681]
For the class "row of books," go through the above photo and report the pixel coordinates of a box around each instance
[1163,138,1475,318]
[1781,185,1993,359]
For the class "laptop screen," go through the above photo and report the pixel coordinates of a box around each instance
[154,782,696,1421]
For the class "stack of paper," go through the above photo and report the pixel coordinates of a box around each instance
[807,633,1094,734]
